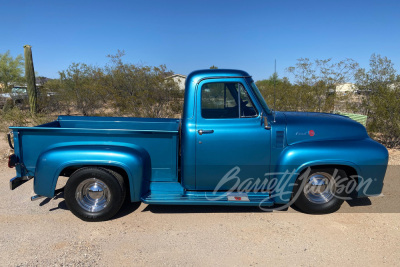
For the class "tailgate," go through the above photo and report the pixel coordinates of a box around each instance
[8,129,34,190]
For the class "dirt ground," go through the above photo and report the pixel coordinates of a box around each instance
[1,139,399,266]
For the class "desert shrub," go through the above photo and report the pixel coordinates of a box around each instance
[256,76,334,113]
[57,63,105,116]
[0,107,30,131]
[104,62,182,118]
[352,54,400,147]
[2,99,14,112]
[362,87,400,147]
[0,107,56,134]
[41,52,183,118]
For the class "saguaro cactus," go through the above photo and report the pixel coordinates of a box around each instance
[23,45,37,114]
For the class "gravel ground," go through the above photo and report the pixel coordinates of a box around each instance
[1,139,400,266]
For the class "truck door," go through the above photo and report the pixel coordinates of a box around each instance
[195,78,271,191]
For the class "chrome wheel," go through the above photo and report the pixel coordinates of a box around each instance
[303,172,336,204]
[75,178,111,212]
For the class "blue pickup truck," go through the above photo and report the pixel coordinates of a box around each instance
[8,69,388,221]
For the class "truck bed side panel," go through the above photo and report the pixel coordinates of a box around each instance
[11,116,180,182]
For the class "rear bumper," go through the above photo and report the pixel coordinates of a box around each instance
[10,176,32,190]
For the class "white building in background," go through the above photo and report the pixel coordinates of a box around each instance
[388,82,400,91]
[336,83,358,94]
[166,74,187,91]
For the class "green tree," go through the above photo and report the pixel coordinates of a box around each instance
[0,50,24,92]
[286,58,358,112]
[210,65,218,69]
[256,73,294,111]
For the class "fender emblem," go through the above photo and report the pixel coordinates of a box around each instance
[309,130,315,136]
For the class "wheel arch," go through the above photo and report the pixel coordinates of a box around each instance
[34,144,151,202]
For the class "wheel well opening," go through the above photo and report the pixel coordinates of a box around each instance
[59,165,131,198]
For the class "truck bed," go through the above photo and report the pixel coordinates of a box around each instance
[10,116,180,182]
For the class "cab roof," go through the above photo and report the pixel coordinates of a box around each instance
[186,69,251,85]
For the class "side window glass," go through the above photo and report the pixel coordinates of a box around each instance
[239,84,257,117]
[201,82,239,119]
[201,82,257,119]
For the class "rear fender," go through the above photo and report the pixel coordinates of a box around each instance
[34,145,151,201]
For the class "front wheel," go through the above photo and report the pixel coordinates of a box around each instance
[65,167,126,221]
[292,168,349,214]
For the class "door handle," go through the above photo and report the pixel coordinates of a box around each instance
[198,129,214,135]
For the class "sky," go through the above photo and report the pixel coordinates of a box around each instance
[1,0,399,81]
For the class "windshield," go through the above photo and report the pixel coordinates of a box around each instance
[250,82,271,114]
[12,87,27,94]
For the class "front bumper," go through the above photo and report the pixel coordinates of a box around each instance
[10,176,33,190]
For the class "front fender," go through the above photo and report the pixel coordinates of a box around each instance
[34,145,151,201]
[272,138,388,204]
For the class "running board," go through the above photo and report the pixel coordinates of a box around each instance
[142,191,273,206]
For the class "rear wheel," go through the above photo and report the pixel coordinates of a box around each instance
[292,168,349,214]
[65,167,126,221]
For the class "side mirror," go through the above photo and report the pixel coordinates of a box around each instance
[261,112,271,130]
[264,116,271,130]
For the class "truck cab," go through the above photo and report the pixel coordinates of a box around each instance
[181,70,273,191]
[8,69,389,221]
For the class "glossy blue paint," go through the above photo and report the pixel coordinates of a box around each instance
[35,145,151,201]
[181,69,272,190]
[10,116,179,201]
[9,69,389,210]
[194,77,270,190]
[272,138,388,203]
[283,111,369,145]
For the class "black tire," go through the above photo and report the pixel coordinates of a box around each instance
[64,167,126,222]
[292,168,349,214]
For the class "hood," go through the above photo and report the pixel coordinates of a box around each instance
[282,111,369,145]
